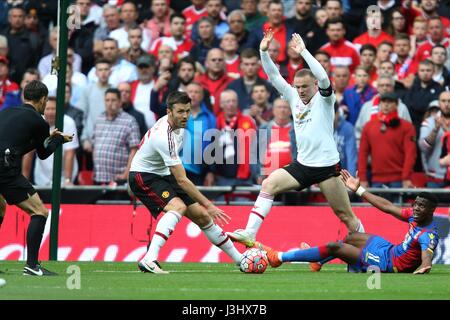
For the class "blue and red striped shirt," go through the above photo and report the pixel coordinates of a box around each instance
[390,208,439,273]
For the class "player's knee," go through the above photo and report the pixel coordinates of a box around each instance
[326,241,342,254]
[166,201,187,215]
[192,211,212,228]
[35,206,49,218]
[261,178,277,195]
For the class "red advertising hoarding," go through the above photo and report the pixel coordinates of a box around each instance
[0,205,448,263]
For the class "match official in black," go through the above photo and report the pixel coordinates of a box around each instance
[0,80,73,276]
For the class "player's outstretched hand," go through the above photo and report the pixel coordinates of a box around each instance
[206,205,231,226]
[340,169,359,192]
[290,33,306,55]
[413,265,431,274]
[260,29,274,52]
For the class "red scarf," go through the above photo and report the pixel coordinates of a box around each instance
[216,111,254,180]
[377,110,399,125]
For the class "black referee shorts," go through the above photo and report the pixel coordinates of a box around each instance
[282,161,341,190]
[0,174,37,205]
[128,172,196,218]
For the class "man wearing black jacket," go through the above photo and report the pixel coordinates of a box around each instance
[0,80,72,276]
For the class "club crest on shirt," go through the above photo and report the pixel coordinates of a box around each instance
[162,191,170,198]
[295,109,311,124]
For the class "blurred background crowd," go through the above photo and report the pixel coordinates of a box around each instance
[0,0,449,192]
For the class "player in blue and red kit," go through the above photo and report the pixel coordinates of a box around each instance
[257,169,439,274]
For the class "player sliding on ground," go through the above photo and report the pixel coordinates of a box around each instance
[228,31,364,246]
[255,169,439,274]
[128,91,242,274]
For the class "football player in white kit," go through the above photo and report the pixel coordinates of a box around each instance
[129,91,242,274]
[228,31,364,248]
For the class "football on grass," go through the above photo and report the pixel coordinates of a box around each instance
[240,248,269,274]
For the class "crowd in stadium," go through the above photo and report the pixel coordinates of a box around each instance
[0,0,449,190]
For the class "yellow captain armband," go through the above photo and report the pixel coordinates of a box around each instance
[427,248,434,254]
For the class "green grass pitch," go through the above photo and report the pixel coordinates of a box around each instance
[1,261,450,300]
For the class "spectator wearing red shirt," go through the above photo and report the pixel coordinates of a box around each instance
[195,48,233,115]
[143,0,172,40]
[213,89,258,193]
[412,17,450,70]
[220,32,241,79]
[182,0,208,39]
[374,40,393,70]
[149,13,194,64]
[353,8,394,52]
[258,98,296,180]
[358,44,378,86]
[314,50,332,81]
[392,33,416,89]
[409,17,429,57]
[0,56,19,109]
[401,0,450,36]
[245,0,294,64]
[320,18,360,73]
[358,92,416,189]
[284,37,304,84]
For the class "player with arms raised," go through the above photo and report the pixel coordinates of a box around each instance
[228,31,364,246]
[128,91,242,274]
[257,169,439,275]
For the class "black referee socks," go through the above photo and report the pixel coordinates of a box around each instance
[26,215,47,268]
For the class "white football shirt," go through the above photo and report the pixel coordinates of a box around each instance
[130,115,184,176]
[261,50,340,167]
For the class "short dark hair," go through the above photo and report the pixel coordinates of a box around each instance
[394,33,409,42]
[170,12,186,23]
[314,50,331,60]
[431,44,447,56]
[360,44,377,55]
[325,18,345,30]
[166,91,191,110]
[105,88,121,99]
[417,192,438,208]
[178,56,196,72]
[419,59,434,68]
[23,80,48,102]
[379,40,393,48]
[95,58,111,67]
[23,68,40,77]
[251,81,269,93]
[240,48,259,60]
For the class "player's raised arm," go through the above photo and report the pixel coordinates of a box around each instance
[260,29,292,98]
[340,169,405,220]
[169,164,231,226]
[290,33,331,93]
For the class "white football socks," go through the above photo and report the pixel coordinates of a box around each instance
[202,220,242,264]
[143,210,182,262]
[356,219,365,233]
[245,191,274,237]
